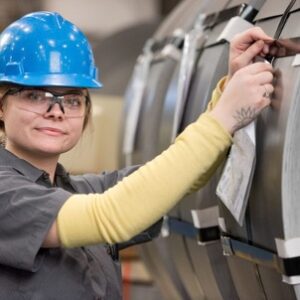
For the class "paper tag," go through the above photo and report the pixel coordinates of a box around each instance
[216,122,256,225]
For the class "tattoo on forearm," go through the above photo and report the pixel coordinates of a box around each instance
[232,107,258,131]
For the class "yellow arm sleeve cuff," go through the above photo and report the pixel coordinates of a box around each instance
[57,106,232,248]
[205,76,227,112]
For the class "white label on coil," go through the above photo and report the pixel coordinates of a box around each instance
[217,16,254,43]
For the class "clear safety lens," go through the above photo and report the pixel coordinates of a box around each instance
[9,88,87,117]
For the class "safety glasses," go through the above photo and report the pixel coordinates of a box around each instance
[3,87,88,118]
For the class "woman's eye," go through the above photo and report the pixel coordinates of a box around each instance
[29,93,41,100]
[22,91,44,101]
[65,98,82,108]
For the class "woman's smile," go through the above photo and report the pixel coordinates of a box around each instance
[35,126,67,136]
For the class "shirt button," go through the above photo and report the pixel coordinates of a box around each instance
[42,172,49,179]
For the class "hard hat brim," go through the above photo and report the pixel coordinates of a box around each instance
[0,74,102,89]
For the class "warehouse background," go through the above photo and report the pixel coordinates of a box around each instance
[2,1,300,300]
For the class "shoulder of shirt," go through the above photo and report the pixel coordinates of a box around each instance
[0,147,44,182]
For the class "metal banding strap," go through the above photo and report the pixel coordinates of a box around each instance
[240,1,264,19]
[254,36,300,66]
[203,3,255,30]
[221,235,278,269]
[261,0,298,68]
[204,5,259,48]
[163,213,220,244]
[156,31,185,52]
[273,0,296,40]
[153,29,185,62]
[221,234,300,284]
[159,44,182,61]
[167,217,199,239]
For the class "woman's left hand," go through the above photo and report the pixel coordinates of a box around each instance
[228,27,273,82]
[210,61,274,134]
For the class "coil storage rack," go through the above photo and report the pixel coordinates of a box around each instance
[119,0,300,299]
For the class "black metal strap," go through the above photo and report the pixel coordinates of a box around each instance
[149,33,184,54]
[221,235,300,277]
[263,1,298,64]
[221,235,279,270]
[204,3,258,29]
[167,217,199,239]
[274,0,296,40]
[167,217,220,243]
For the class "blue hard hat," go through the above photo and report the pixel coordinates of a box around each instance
[0,11,102,88]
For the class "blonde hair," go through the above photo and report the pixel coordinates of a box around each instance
[0,86,9,146]
[0,86,8,131]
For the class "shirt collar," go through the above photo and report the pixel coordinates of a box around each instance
[0,146,69,183]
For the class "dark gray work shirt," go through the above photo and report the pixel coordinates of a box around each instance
[0,147,138,300]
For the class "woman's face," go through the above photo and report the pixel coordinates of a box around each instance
[0,87,87,159]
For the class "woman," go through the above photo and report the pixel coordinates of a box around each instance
[0,11,273,299]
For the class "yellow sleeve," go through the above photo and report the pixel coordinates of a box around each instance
[57,103,232,249]
[205,76,227,112]
[188,76,228,193]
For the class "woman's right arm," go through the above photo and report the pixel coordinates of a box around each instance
[42,61,273,249]
[53,111,233,248]
[43,28,274,249]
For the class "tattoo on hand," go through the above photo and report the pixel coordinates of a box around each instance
[232,107,258,131]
